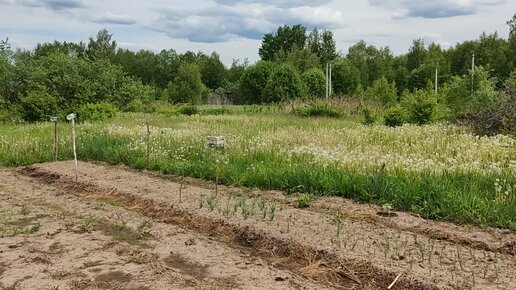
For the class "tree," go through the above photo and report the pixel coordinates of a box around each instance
[508,13,516,37]
[302,68,326,98]
[332,59,360,95]
[265,64,306,103]
[87,29,117,60]
[274,46,319,73]
[19,91,58,122]
[198,52,226,90]
[406,39,427,71]
[320,30,338,64]
[239,61,275,104]
[167,63,205,104]
[259,25,307,61]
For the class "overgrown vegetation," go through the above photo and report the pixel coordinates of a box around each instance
[0,112,514,231]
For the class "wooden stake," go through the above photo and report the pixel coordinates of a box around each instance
[53,118,58,161]
[146,123,151,169]
[71,117,78,182]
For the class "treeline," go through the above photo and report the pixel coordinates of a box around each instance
[1,15,516,133]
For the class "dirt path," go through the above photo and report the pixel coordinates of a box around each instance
[2,161,516,289]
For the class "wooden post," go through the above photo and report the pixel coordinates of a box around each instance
[146,123,151,169]
[51,116,58,161]
[72,118,77,182]
[66,114,78,183]
[54,119,58,160]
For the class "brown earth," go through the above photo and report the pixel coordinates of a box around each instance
[0,161,515,290]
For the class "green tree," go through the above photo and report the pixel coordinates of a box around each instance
[406,39,427,71]
[332,59,360,95]
[265,64,306,103]
[239,61,275,104]
[507,13,516,37]
[167,63,205,104]
[320,30,338,64]
[87,29,117,60]
[274,46,319,73]
[19,91,58,122]
[302,68,326,98]
[259,25,307,61]
[199,52,226,90]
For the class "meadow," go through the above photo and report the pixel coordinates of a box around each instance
[1,109,515,230]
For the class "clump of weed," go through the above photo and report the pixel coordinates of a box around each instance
[297,194,313,208]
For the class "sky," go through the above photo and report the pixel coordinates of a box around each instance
[0,0,515,65]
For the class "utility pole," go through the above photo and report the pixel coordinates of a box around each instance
[325,63,329,99]
[471,54,475,94]
[329,63,332,97]
[435,68,438,96]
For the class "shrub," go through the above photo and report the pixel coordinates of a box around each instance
[76,102,118,121]
[19,91,58,122]
[178,105,199,116]
[265,64,306,103]
[365,77,397,106]
[362,107,376,125]
[384,106,406,127]
[239,61,275,104]
[294,102,343,118]
[302,68,325,98]
[167,63,206,104]
[443,67,498,117]
[465,87,516,135]
[201,107,230,115]
[401,90,436,125]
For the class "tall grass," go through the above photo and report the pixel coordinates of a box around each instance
[1,112,515,230]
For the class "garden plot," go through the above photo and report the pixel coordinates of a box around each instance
[1,161,513,289]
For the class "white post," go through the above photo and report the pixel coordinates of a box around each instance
[66,113,78,182]
[325,63,329,99]
[471,54,475,93]
[329,63,332,97]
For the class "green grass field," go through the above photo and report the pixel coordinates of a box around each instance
[1,110,515,230]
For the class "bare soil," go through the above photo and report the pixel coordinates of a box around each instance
[0,161,514,290]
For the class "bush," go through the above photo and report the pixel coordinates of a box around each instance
[19,91,58,122]
[294,102,343,118]
[365,77,397,106]
[178,105,199,116]
[167,63,206,104]
[265,64,306,103]
[201,107,230,115]
[465,87,516,135]
[443,67,498,117]
[302,68,325,98]
[239,61,275,104]
[76,102,118,121]
[384,106,406,127]
[362,107,376,125]
[401,90,436,125]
